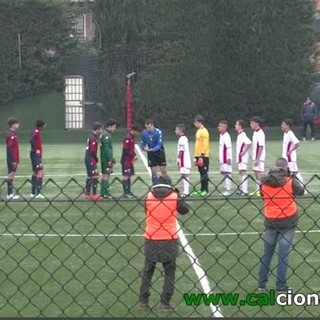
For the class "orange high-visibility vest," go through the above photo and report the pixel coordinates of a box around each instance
[144,191,178,240]
[262,177,297,219]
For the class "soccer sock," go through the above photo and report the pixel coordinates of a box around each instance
[224,174,232,191]
[92,178,98,195]
[202,173,209,193]
[85,178,91,195]
[151,174,158,186]
[182,176,190,195]
[128,178,131,194]
[295,172,304,185]
[100,180,109,196]
[36,178,43,194]
[31,175,36,195]
[122,180,130,195]
[7,179,13,195]
[241,175,248,194]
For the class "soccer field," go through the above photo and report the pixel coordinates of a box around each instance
[0,140,319,317]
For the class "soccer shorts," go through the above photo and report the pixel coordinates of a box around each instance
[195,157,209,174]
[220,163,232,173]
[85,161,98,177]
[288,161,298,173]
[253,160,265,172]
[101,161,113,174]
[179,167,191,174]
[121,162,135,176]
[147,148,167,167]
[238,162,248,171]
[30,153,43,172]
[7,161,18,174]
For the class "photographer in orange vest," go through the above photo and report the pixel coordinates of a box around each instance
[257,158,304,292]
[139,174,189,312]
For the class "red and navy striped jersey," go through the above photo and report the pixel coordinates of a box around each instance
[121,133,136,165]
[85,133,99,165]
[30,128,43,156]
[6,130,19,163]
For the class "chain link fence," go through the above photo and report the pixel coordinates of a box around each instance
[0,176,319,317]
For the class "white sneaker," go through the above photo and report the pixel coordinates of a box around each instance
[7,194,20,200]
[312,137,315,141]
[35,194,45,199]
[221,191,230,196]
[302,137,306,141]
[30,194,36,198]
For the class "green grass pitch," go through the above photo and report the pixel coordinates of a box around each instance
[0,139,320,317]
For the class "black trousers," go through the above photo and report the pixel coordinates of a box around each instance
[302,120,315,138]
[139,258,176,304]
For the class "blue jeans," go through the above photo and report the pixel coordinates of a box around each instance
[258,226,295,290]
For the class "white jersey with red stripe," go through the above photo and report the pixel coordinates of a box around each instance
[252,128,266,162]
[177,135,191,169]
[236,131,251,164]
[219,131,232,164]
[282,130,299,163]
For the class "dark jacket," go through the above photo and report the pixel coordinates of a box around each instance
[261,167,304,229]
[301,102,317,122]
[144,182,189,262]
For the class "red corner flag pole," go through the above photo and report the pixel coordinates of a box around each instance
[125,72,136,130]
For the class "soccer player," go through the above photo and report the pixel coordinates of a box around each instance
[30,119,46,198]
[235,120,251,196]
[218,120,232,196]
[193,115,210,197]
[85,122,103,200]
[100,119,117,199]
[250,116,266,196]
[281,119,303,184]
[121,125,141,198]
[6,118,20,200]
[175,123,191,197]
[141,119,167,185]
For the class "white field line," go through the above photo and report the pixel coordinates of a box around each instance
[134,144,223,317]
[1,229,319,238]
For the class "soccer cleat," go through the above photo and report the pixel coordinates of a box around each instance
[312,137,315,141]
[123,193,134,199]
[220,191,230,197]
[193,190,202,196]
[255,287,267,292]
[302,137,306,141]
[249,190,260,197]
[200,191,209,197]
[89,194,102,201]
[35,194,45,199]
[30,193,36,198]
[139,302,151,311]
[100,194,111,200]
[180,193,189,198]
[7,194,20,200]
[159,303,176,312]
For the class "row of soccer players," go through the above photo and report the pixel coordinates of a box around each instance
[85,115,303,199]
[173,115,303,197]
[5,118,46,200]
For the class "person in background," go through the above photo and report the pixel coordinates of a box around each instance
[257,158,304,293]
[235,120,251,196]
[139,174,189,312]
[193,115,210,197]
[6,118,20,200]
[141,119,167,186]
[100,119,117,199]
[30,119,46,199]
[121,125,141,198]
[175,123,191,198]
[85,122,103,200]
[300,97,317,141]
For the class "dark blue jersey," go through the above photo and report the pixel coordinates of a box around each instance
[140,128,163,152]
